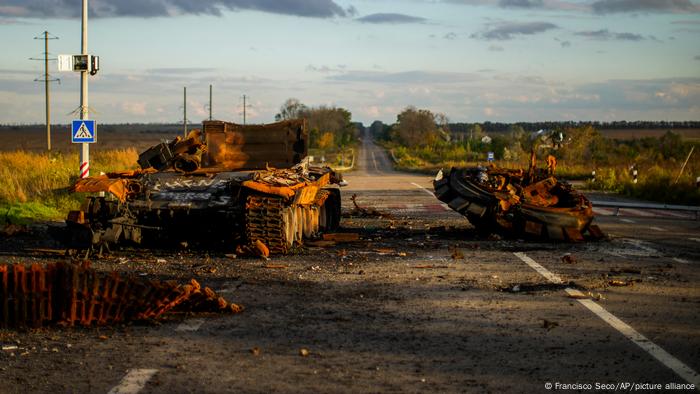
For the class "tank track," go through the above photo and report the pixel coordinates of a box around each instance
[245,189,340,255]
[245,195,290,255]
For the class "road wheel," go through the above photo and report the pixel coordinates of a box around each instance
[282,207,295,249]
[294,206,304,243]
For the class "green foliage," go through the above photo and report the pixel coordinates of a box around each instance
[276,99,357,149]
[385,117,700,204]
[392,106,439,146]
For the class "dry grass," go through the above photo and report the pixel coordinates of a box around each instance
[0,149,137,222]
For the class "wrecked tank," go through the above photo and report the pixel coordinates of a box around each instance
[433,154,602,241]
[65,119,343,255]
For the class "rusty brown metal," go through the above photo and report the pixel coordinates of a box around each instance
[203,119,307,170]
[0,261,241,329]
[433,155,601,241]
[66,118,342,255]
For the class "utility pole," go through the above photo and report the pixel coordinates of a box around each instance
[241,94,252,125]
[79,0,89,178]
[31,31,59,152]
[183,86,187,137]
[242,94,247,125]
[209,84,212,121]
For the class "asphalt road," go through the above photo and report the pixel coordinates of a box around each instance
[1,137,699,393]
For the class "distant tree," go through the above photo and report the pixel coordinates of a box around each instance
[318,131,335,149]
[275,98,307,121]
[369,120,391,141]
[392,106,438,146]
[300,105,355,148]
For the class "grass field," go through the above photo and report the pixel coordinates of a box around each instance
[0,149,138,224]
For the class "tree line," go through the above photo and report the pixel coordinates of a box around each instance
[275,98,358,149]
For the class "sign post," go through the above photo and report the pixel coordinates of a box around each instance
[79,0,89,178]
[487,152,495,162]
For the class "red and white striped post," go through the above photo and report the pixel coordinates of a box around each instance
[79,0,89,178]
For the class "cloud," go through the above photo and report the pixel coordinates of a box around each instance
[146,67,217,74]
[0,0,349,19]
[471,21,558,40]
[305,64,346,73]
[671,19,700,24]
[121,101,147,116]
[574,29,645,41]
[356,13,427,24]
[488,44,505,51]
[442,0,586,12]
[499,0,544,8]
[329,70,477,84]
[560,40,571,47]
[443,32,458,40]
[591,0,700,14]
[695,55,700,60]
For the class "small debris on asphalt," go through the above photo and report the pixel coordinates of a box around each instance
[323,233,360,242]
[299,348,310,357]
[250,347,261,356]
[347,194,393,219]
[254,240,270,258]
[306,240,336,247]
[542,319,559,330]
[413,265,448,269]
[609,280,632,287]
[450,247,464,260]
[561,254,576,264]
[264,264,288,269]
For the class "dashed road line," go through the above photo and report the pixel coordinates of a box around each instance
[107,369,158,394]
[689,238,700,243]
[672,257,689,264]
[371,151,378,171]
[175,318,205,332]
[513,252,700,387]
[649,226,665,232]
[620,218,636,224]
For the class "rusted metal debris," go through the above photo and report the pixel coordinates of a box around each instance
[433,154,603,242]
[347,194,393,218]
[64,119,344,256]
[0,261,241,329]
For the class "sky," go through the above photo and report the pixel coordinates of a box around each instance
[0,0,699,125]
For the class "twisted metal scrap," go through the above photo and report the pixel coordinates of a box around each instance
[0,261,241,329]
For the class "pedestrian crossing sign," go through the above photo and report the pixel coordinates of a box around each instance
[72,119,96,143]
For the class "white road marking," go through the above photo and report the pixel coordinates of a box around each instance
[620,218,636,224]
[672,257,689,264]
[175,318,205,332]
[410,182,451,211]
[410,182,437,197]
[513,252,700,387]
[649,226,665,232]
[593,207,615,216]
[689,238,700,243]
[371,151,378,171]
[623,208,656,217]
[107,369,158,394]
